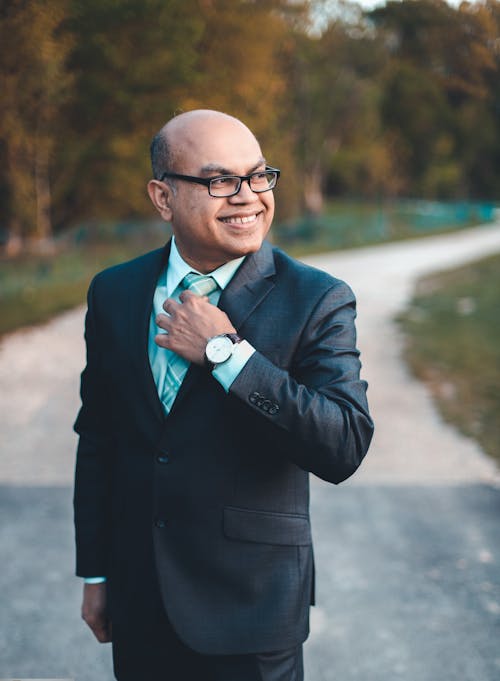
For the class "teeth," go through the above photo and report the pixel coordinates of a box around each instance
[221,214,257,224]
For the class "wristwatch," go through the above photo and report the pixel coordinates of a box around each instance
[204,333,242,371]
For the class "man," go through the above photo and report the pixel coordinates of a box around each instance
[74,109,373,681]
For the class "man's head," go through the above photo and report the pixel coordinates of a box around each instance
[148,110,276,273]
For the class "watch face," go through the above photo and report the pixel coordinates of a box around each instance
[206,335,233,365]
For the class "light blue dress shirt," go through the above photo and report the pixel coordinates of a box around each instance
[148,237,256,401]
[84,238,255,584]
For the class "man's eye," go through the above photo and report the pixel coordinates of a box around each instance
[252,172,270,185]
[211,176,233,187]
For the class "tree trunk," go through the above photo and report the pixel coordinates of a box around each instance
[303,161,324,215]
[4,218,23,257]
[34,131,54,251]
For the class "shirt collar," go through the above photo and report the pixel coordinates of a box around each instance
[166,236,245,296]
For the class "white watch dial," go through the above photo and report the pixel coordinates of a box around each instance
[206,335,234,365]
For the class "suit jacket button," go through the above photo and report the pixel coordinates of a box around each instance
[156,454,169,464]
[154,519,166,528]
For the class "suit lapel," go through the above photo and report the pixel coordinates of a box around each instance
[169,241,276,415]
[218,240,276,329]
[128,239,276,421]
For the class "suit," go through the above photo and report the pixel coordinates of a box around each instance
[74,237,373,658]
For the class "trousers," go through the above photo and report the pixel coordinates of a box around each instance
[112,596,304,681]
[111,545,304,681]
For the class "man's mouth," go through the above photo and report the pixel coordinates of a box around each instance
[219,213,259,225]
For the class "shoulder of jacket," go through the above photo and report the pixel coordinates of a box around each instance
[271,244,350,295]
[91,245,166,290]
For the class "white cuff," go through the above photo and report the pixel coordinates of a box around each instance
[84,576,107,584]
[212,339,256,392]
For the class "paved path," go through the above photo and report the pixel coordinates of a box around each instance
[1,223,500,680]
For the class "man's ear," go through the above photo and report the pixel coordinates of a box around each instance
[147,180,173,222]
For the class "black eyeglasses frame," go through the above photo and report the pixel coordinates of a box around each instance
[159,166,280,197]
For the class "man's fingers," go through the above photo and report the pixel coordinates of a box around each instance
[162,297,180,314]
[81,582,111,643]
[92,624,112,643]
[179,290,208,303]
[94,623,112,643]
[82,610,112,643]
[156,313,171,331]
[155,332,170,349]
[161,293,209,318]
[82,613,111,642]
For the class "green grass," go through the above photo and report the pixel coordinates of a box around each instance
[398,253,500,465]
[2,203,499,466]
[0,221,167,337]
[0,200,495,339]
[274,198,495,256]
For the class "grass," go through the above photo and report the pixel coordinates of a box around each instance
[0,220,167,338]
[398,253,500,465]
[274,198,495,256]
[1,202,499,465]
[0,199,495,339]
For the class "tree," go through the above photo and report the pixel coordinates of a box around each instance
[370,0,500,197]
[54,0,300,227]
[0,0,72,253]
[288,11,390,211]
[177,0,305,219]
[54,0,204,227]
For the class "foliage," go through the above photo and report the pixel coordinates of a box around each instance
[1,0,500,253]
[288,11,396,211]
[0,220,166,337]
[371,0,500,198]
[0,0,73,251]
[399,253,500,464]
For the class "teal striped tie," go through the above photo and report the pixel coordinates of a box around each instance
[160,273,219,411]
[181,272,219,297]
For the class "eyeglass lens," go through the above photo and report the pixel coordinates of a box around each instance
[210,170,277,197]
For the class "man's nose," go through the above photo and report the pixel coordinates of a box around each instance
[229,178,256,202]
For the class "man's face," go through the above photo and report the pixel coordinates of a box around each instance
[161,115,275,272]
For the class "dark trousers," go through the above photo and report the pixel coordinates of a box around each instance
[111,548,304,681]
[112,599,303,681]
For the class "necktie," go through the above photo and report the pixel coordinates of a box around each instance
[181,272,219,297]
[160,273,219,411]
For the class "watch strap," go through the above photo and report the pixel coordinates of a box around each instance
[225,333,243,345]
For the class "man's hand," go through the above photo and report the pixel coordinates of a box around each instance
[81,582,112,643]
[155,291,236,364]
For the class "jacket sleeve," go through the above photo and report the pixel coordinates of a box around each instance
[73,278,114,577]
[229,280,374,484]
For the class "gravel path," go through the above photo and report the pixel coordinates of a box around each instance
[1,222,500,680]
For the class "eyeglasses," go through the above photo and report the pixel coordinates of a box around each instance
[159,166,280,198]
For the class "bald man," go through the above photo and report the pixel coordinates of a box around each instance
[74,110,373,681]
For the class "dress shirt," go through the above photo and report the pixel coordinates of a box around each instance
[84,238,255,584]
[148,236,256,400]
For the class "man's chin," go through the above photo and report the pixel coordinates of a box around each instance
[229,227,270,255]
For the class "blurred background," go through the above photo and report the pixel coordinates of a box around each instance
[1,0,499,460]
[1,1,500,679]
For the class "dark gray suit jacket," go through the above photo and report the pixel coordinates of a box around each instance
[74,238,373,655]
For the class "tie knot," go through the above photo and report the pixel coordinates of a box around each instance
[181,272,219,297]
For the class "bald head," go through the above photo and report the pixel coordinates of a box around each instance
[150,110,260,180]
[147,108,275,271]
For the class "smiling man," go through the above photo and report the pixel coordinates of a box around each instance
[74,110,373,681]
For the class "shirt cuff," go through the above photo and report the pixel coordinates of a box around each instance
[212,339,256,392]
[84,576,107,584]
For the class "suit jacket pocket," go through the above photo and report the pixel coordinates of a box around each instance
[223,506,312,546]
